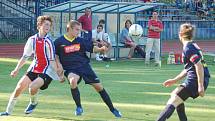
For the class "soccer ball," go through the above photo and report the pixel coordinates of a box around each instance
[129,24,143,37]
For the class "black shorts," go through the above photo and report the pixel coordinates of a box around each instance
[64,64,100,85]
[176,85,191,101]
[26,72,53,90]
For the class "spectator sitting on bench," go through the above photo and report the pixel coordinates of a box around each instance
[120,20,145,59]
[92,24,111,61]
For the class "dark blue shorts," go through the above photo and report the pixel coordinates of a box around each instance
[64,64,100,84]
[181,77,210,99]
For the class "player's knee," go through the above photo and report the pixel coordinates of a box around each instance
[29,88,37,95]
[167,93,183,107]
[29,82,36,89]
[69,78,78,88]
[93,83,103,92]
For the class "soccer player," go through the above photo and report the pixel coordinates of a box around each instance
[156,23,210,121]
[0,15,62,116]
[54,20,122,118]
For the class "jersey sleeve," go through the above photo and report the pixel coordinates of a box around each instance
[185,46,201,64]
[54,39,60,56]
[22,37,33,60]
[45,39,55,61]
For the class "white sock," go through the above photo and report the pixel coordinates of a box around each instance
[6,97,17,114]
[29,89,39,105]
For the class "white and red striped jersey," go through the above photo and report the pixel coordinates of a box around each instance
[23,34,60,81]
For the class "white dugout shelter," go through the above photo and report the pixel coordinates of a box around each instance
[41,1,164,59]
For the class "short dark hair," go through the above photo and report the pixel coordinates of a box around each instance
[99,19,105,24]
[85,7,91,11]
[97,24,103,29]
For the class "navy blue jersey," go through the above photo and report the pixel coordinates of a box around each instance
[182,42,210,79]
[54,35,94,70]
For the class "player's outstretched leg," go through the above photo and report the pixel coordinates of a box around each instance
[25,89,39,114]
[157,104,175,121]
[68,73,83,116]
[71,87,83,116]
[0,96,17,116]
[1,76,31,116]
[25,78,43,114]
[176,103,187,121]
[24,102,38,114]
[157,86,185,121]
[0,112,10,116]
[93,83,122,118]
[99,89,122,117]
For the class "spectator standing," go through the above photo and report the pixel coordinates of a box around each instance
[145,11,163,65]
[78,7,92,43]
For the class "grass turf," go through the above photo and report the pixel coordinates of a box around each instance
[0,57,214,121]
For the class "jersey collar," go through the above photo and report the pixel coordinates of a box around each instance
[64,34,75,42]
[36,33,48,39]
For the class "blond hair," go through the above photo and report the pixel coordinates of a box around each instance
[179,23,195,40]
[66,20,80,32]
[37,15,53,30]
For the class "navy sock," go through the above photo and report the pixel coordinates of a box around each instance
[71,87,81,108]
[177,103,187,121]
[99,89,115,111]
[157,104,175,121]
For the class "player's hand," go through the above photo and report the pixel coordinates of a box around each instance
[10,69,19,78]
[163,79,177,87]
[57,69,65,83]
[59,76,65,83]
[198,85,205,97]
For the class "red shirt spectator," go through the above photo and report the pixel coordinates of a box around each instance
[78,8,92,31]
[148,19,163,39]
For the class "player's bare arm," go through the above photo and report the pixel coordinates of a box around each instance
[10,57,27,78]
[194,61,205,97]
[163,69,187,87]
[55,55,65,83]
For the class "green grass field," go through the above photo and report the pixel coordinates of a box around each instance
[0,57,214,121]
